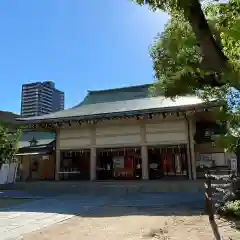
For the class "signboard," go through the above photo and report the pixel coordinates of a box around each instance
[230,158,237,171]
[150,163,158,169]
[211,153,225,166]
[113,156,124,169]
[175,154,181,173]
[200,153,212,162]
[199,154,213,168]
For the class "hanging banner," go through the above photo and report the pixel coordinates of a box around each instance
[124,156,133,169]
[175,154,181,173]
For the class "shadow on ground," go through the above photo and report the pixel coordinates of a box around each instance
[0,191,205,217]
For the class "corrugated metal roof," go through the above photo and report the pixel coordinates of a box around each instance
[16,96,204,123]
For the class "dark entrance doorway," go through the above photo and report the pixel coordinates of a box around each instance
[148,145,188,179]
[96,147,142,180]
[59,150,90,180]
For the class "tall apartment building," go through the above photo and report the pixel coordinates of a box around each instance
[21,81,64,117]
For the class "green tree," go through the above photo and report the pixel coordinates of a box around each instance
[135,0,240,83]
[134,0,240,170]
[0,123,21,166]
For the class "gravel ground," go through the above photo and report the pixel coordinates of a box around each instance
[20,206,240,240]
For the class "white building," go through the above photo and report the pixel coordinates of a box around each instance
[21,81,64,117]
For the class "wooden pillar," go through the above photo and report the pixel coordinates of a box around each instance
[189,119,196,180]
[90,147,97,180]
[185,115,196,180]
[141,145,149,180]
[140,122,149,180]
[55,129,60,180]
[186,144,193,180]
[90,126,96,181]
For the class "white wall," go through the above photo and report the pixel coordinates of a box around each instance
[58,119,188,150]
[96,124,141,147]
[145,120,187,145]
[59,127,91,149]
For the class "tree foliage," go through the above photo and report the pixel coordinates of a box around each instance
[0,123,21,166]
[135,0,237,75]
[134,0,240,153]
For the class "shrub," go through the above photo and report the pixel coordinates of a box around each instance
[221,200,240,218]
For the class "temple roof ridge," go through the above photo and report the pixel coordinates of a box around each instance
[87,83,153,94]
[75,83,154,107]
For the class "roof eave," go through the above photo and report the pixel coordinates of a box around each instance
[16,149,54,155]
[15,101,218,125]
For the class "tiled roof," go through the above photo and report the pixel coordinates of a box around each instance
[19,131,55,148]
[19,139,55,149]
[15,84,208,124]
[0,111,20,123]
[16,96,204,123]
[75,84,153,106]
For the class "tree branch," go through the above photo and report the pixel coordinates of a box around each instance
[182,0,228,73]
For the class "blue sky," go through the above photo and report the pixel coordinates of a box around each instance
[0,0,168,114]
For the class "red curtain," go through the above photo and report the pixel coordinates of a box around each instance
[124,156,133,169]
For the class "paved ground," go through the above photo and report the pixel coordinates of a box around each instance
[1,192,239,240]
[0,190,58,199]
[0,194,111,240]
[0,199,32,209]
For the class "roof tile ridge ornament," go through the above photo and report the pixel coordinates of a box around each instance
[29,136,38,147]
